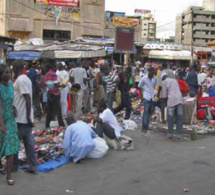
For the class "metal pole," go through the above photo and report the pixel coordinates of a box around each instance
[190,9,194,65]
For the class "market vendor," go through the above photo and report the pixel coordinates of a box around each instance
[63,116,97,163]
[94,100,121,140]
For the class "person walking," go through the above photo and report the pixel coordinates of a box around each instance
[44,61,65,128]
[138,67,157,133]
[56,62,70,119]
[186,64,199,95]
[0,64,20,185]
[27,61,42,122]
[12,60,37,173]
[70,61,87,117]
[161,73,184,140]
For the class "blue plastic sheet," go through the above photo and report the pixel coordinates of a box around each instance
[19,156,71,173]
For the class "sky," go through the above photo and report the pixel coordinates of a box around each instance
[105,0,203,38]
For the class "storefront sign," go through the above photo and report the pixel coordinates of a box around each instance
[36,0,79,7]
[134,9,151,14]
[113,17,139,28]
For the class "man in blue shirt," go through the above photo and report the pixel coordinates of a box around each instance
[27,61,42,122]
[138,67,157,133]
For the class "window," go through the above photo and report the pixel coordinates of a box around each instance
[43,30,71,41]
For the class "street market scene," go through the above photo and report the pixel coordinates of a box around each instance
[1,0,215,195]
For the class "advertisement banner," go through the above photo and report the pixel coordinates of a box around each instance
[113,17,139,28]
[36,0,79,7]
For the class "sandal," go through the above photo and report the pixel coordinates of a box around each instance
[0,166,6,175]
[7,179,15,185]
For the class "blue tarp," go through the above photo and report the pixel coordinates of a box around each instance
[8,51,40,61]
[19,156,71,173]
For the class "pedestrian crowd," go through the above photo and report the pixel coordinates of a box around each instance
[0,58,212,185]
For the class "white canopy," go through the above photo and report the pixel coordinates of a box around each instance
[148,50,196,60]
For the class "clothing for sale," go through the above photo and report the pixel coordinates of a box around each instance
[63,121,96,163]
[0,81,20,158]
[14,75,34,124]
[99,108,121,138]
[162,78,183,107]
[138,75,157,101]
[44,70,59,96]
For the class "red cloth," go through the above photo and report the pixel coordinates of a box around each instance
[177,79,189,96]
[23,69,27,75]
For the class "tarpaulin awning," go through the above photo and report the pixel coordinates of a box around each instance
[40,49,106,59]
[8,51,40,61]
[148,50,196,60]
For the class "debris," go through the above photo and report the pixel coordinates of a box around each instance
[183,188,189,192]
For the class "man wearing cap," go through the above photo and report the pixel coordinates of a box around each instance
[161,73,184,140]
[157,62,175,123]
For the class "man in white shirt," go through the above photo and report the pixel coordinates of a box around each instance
[56,62,70,118]
[70,62,87,117]
[94,100,121,140]
[13,60,37,173]
[161,73,184,140]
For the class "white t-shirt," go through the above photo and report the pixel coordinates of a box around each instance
[56,70,69,83]
[99,108,121,138]
[14,75,34,124]
[71,67,87,90]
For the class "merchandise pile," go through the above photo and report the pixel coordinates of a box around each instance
[18,127,65,166]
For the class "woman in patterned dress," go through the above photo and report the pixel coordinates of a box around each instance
[0,64,20,185]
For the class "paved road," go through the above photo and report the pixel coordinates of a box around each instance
[1,122,215,195]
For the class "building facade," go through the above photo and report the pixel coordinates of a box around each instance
[141,14,156,41]
[0,0,105,41]
[175,5,215,47]
[203,0,215,11]
[104,11,142,41]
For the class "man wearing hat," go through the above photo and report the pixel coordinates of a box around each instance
[161,73,184,140]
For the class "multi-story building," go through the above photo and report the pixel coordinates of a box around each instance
[0,0,105,41]
[104,11,142,41]
[141,14,156,41]
[203,0,215,11]
[175,5,215,47]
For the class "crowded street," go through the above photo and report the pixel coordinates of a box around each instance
[1,0,215,194]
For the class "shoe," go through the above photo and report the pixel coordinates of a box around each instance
[167,133,173,139]
[176,135,184,141]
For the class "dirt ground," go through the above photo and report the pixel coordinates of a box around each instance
[1,121,215,195]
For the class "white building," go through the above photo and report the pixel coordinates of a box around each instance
[141,14,156,41]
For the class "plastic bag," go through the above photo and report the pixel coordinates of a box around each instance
[87,137,109,159]
[123,120,138,130]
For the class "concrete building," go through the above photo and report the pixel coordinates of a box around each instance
[175,5,215,47]
[104,11,142,41]
[141,14,156,41]
[0,0,105,41]
[203,0,215,11]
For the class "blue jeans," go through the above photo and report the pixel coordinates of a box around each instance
[14,124,37,171]
[142,99,155,131]
[167,104,184,136]
[107,91,115,111]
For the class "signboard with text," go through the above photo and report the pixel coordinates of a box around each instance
[113,17,139,28]
[115,27,134,52]
[36,0,79,7]
[134,9,151,14]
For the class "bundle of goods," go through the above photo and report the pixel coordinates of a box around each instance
[197,97,215,120]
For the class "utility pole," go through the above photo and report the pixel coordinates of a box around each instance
[190,9,194,65]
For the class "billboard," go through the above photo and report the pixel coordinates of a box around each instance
[134,9,151,14]
[36,0,79,7]
[115,27,135,52]
[113,17,139,28]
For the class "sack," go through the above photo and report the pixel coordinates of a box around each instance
[123,120,138,130]
[87,137,109,159]
[115,90,122,106]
